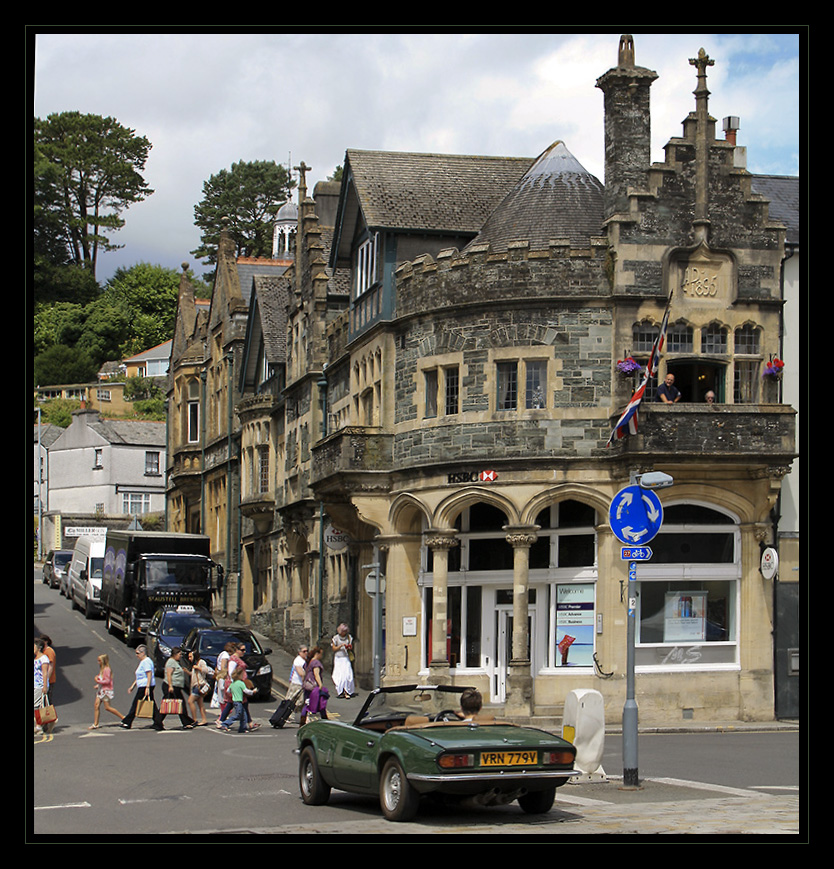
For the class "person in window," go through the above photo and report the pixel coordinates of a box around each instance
[655,373,681,404]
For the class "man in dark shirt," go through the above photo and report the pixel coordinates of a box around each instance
[655,373,681,404]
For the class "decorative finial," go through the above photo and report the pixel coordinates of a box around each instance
[618,35,635,68]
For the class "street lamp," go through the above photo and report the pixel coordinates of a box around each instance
[622,469,673,789]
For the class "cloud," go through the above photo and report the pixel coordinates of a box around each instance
[32,30,801,282]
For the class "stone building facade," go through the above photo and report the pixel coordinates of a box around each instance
[167,35,798,724]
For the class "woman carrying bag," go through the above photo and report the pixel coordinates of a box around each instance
[299,647,329,725]
[120,645,163,730]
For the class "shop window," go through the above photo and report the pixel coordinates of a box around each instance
[423,585,482,668]
[635,504,739,668]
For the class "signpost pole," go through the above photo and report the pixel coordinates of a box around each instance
[623,559,639,788]
[609,472,672,790]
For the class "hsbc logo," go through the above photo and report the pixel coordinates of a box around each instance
[446,470,498,484]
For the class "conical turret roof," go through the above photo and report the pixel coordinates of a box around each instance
[467,140,604,252]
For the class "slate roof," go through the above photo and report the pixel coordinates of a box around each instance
[252,274,290,365]
[344,149,534,234]
[468,141,604,252]
[751,175,801,246]
[87,417,166,447]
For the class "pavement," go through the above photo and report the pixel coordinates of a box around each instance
[224,615,800,736]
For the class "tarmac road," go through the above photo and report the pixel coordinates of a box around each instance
[32,572,804,840]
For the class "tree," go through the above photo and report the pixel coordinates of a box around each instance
[34,344,98,387]
[103,262,181,356]
[34,111,153,280]
[192,160,294,266]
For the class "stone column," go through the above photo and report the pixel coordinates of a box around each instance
[425,532,458,684]
[504,526,539,716]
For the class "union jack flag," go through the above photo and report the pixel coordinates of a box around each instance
[607,294,672,446]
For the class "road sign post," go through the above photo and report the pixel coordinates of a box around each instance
[609,481,668,789]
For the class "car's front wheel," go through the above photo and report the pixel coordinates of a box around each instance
[299,746,331,806]
[379,757,419,822]
[518,786,556,814]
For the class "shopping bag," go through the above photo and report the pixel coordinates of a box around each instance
[34,704,57,725]
[160,698,182,715]
[136,698,154,718]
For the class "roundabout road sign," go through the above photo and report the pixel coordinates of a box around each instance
[609,485,663,545]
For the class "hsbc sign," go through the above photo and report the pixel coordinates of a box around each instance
[447,470,498,484]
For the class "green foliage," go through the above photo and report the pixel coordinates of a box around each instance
[131,397,166,421]
[123,375,163,402]
[192,160,294,266]
[34,262,185,380]
[34,345,98,387]
[37,398,82,428]
[34,111,153,281]
[103,262,181,356]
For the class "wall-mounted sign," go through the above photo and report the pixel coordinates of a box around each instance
[760,547,779,580]
[447,470,498,484]
[324,525,351,552]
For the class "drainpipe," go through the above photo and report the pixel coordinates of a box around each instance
[317,369,328,642]
[226,350,239,617]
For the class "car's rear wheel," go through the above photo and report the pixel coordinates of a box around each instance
[299,746,331,806]
[518,786,556,814]
[379,757,419,822]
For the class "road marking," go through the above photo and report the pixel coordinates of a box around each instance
[647,776,769,798]
[118,795,193,805]
[35,802,91,811]
[749,785,799,792]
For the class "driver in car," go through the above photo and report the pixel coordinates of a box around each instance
[458,688,483,721]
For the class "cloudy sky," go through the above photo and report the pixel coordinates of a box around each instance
[31,29,803,284]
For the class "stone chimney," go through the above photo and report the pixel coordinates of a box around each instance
[596,35,658,219]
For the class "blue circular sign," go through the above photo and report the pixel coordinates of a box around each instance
[609,485,664,545]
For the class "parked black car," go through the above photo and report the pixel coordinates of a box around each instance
[145,605,217,676]
[43,549,73,589]
[180,627,274,700]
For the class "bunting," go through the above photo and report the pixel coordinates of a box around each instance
[607,294,673,446]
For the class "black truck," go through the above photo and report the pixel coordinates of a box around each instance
[101,530,223,644]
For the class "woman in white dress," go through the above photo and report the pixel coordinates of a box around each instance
[331,624,355,699]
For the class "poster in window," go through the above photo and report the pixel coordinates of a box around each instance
[555,584,595,666]
[663,591,707,642]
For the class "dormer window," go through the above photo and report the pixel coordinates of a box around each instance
[353,233,380,298]
[351,233,382,334]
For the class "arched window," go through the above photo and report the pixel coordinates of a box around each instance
[634,504,740,669]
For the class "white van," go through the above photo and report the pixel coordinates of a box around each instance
[69,536,106,619]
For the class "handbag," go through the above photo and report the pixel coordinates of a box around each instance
[136,698,154,718]
[160,697,182,715]
[35,703,57,725]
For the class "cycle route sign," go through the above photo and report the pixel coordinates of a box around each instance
[608,485,664,545]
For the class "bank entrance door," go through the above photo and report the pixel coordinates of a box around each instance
[494,603,534,704]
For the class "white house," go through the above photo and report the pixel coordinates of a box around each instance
[46,408,167,516]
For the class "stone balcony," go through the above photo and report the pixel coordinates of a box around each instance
[311,426,394,493]
[613,403,797,463]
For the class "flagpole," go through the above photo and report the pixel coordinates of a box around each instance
[607,292,673,446]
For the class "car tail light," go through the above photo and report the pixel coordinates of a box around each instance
[542,750,574,766]
[438,753,476,769]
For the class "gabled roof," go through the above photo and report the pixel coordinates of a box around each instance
[467,141,604,252]
[239,272,292,392]
[331,149,533,266]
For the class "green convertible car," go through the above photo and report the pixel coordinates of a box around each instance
[296,684,577,822]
